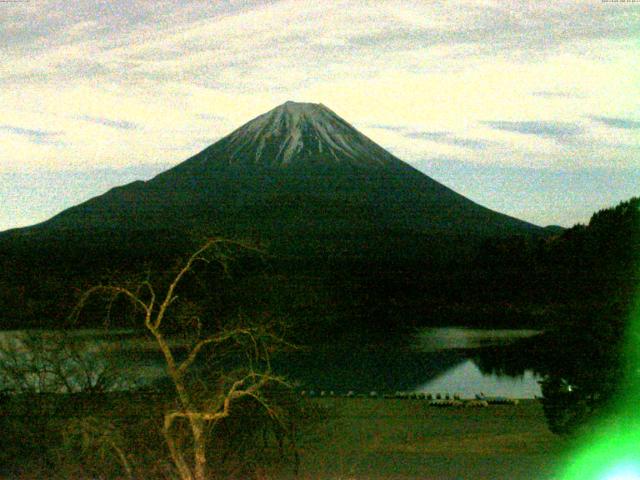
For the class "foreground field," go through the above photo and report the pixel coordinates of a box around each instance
[0,394,572,479]
[295,398,570,480]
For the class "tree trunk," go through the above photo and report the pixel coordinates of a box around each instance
[193,419,207,480]
[164,414,194,480]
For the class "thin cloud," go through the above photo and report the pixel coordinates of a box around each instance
[590,116,640,130]
[368,124,409,133]
[405,131,450,140]
[444,137,494,150]
[79,115,138,130]
[405,131,494,150]
[0,124,63,145]
[196,113,227,121]
[482,121,583,140]
[4,1,639,89]
[532,91,583,98]
[340,3,640,58]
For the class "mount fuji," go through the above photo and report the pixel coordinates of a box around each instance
[3,101,542,261]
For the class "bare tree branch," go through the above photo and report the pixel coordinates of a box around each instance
[67,237,293,480]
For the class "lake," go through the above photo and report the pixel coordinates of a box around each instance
[414,327,543,398]
[272,327,543,398]
[0,327,543,398]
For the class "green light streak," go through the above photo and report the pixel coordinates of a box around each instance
[558,294,640,479]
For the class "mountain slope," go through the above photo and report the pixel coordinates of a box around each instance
[3,101,542,260]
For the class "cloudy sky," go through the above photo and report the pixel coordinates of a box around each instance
[2,0,639,230]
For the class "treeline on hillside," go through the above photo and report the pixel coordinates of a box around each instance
[474,197,639,434]
[0,198,637,341]
[0,226,516,335]
[477,196,639,301]
[0,230,268,330]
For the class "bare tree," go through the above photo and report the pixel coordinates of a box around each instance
[73,238,293,480]
[0,330,131,395]
[63,416,135,480]
[0,330,138,477]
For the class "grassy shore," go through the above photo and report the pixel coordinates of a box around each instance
[1,394,572,479]
[293,398,570,480]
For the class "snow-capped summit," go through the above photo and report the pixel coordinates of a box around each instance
[194,101,404,169]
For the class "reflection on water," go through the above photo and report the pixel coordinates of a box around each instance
[415,327,541,352]
[0,327,545,398]
[417,359,542,399]
[272,347,465,394]
[410,328,543,398]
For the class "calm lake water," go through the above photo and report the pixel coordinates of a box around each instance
[414,327,543,399]
[0,327,543,398]
[272,327,543,398]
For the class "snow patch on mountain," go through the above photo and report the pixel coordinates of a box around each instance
[218,101,403,169]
